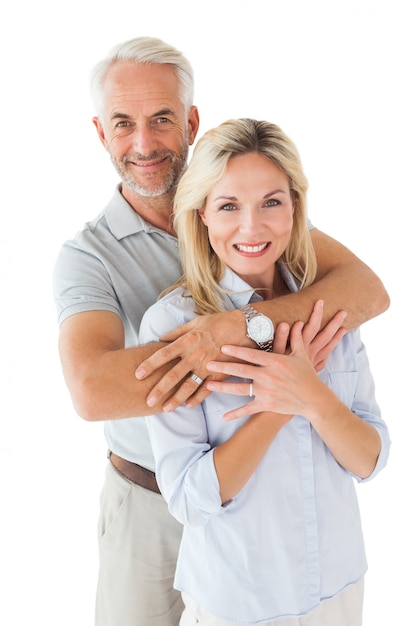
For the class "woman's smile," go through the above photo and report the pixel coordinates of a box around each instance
[233,242,271,255]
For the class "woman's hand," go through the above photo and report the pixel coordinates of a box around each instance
[205,301,347,421]
[301,300,347,371]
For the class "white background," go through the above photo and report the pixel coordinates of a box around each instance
[1,1,415,624]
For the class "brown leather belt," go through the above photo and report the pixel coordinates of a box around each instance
[108,451,160,494]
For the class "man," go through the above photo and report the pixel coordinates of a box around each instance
[53,37,389,626]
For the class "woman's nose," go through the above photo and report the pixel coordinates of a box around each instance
[240,207,262,233]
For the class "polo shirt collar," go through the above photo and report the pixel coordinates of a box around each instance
[104,185,175,241]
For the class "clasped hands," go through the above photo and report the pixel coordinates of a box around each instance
[135,300,347,416]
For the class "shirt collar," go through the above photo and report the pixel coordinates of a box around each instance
[219,263,299,309]
[219,267,257,308]
[104,185,176,241]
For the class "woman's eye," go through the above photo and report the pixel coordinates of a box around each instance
[265,199,280,207]
[220,203,236,211]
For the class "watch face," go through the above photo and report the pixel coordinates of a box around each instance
[248,315,274,342]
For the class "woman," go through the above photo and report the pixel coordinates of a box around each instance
[139,119,390,625]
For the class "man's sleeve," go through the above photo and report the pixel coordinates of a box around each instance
[53,240,120,325]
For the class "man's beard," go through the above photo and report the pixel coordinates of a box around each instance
[111,147,188,198]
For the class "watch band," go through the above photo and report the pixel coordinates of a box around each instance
[256,339,273,351]
[241,303,259,323]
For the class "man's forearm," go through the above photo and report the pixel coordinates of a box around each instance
[61,341,176,421]
[298,228,390,330]
[254,263,389,331]
[194,258,388,356]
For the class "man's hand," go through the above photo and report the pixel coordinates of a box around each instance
[135,300,346,413]
[135,309,245,411]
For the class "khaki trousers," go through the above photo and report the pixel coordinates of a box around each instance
[180,579,364,626]
[95,461,184,626]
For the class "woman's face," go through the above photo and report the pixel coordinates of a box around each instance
[200,152,294,291]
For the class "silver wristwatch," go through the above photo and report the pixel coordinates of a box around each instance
[240,304,274,351]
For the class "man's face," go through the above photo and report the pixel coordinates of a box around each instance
[94,62,199,199]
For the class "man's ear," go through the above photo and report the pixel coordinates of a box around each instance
[187,106,200,146]
[92,117,108,150]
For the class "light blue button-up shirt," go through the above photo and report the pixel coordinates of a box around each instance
[139,266,390,625]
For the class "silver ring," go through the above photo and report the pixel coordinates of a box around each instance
[249,382,253,397]
[190,373,204,386]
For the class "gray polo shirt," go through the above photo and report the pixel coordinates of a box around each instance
[53,186,183,469]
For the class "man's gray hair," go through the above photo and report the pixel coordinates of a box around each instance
[90,36,194,119]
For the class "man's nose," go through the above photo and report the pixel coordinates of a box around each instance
[132,125,158,156]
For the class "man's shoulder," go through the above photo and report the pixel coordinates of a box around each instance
[60,187,135,250]
[70,208,110,244]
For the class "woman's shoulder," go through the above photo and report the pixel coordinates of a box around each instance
[156,286,195,313]
[139,286,197,341]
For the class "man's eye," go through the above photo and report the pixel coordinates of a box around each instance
[116,121,130,128]
[156,117,169,124]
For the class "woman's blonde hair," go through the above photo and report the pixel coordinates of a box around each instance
[167,118,317,314]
